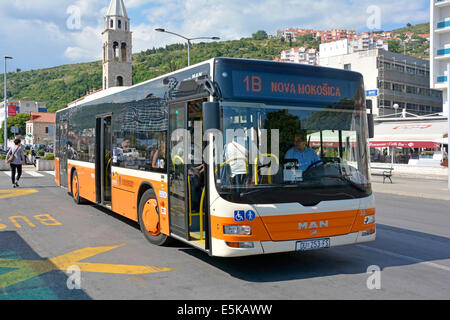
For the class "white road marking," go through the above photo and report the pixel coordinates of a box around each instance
[25,171,44,177]
[1,171,54,177]
[357,244,450,272]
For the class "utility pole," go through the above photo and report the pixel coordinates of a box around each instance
[4,56,13,150]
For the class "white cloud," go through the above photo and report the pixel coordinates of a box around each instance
[64,26,103,61]
[136,0,429,48]
[0,0,429,70]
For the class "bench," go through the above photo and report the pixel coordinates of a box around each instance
[371,166,394,184]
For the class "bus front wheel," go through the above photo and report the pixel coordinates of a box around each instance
[138,189,171,246]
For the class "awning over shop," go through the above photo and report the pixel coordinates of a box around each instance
[369,121,448,149]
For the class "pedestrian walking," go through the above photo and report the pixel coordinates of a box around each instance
[31,148,37,167]
[5,138,26,188]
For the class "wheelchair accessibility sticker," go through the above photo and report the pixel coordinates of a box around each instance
[234,210,256,222]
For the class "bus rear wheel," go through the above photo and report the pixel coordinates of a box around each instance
[71,170,85,204]
[138,189,171,246]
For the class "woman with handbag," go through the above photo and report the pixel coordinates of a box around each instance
[5,138,26,188]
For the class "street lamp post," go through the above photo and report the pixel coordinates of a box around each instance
[4,56,13,150]
[155,28,219,66]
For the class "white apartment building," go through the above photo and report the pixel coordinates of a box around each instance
[320,37,388,59]
[320,49,442,117]
[352,35,388,52]
[0,100,47,126]
[430,0,450,116]
[280,47,319,65]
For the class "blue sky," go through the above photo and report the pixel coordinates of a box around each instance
[0,0,430,72]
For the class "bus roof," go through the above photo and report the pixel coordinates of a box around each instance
[58,57,363,114]
[59,58,215,113]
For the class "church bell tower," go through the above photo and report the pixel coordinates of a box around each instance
[102,0,132,89]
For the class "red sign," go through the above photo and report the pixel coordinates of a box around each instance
[8,105,17,117]
[392,124,432,130]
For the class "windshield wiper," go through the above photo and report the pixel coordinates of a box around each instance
[239,188,271,197]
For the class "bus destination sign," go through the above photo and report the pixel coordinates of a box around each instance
[231,70,355,103]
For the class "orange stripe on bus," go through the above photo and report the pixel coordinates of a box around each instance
[350,208,376,233]
[111,172,169,236]
[54,158,60,186]
[77,166,96,203]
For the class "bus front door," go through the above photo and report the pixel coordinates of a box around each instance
[96,115,112,206]
[59,120,68,187]
[168,100,207,249]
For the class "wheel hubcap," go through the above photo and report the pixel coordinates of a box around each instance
[143,199,160,236]
[73,176,79,199]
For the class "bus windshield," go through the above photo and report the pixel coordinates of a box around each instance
[215,101,371,206]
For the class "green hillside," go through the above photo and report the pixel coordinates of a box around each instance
[391,22,430,35]
[2,36,301,112]
[0,24,431,112]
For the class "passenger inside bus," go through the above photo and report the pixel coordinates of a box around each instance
[284,130,320,171]
[222,126,248,186]
[67,141,78,160]
[152,141,166,169]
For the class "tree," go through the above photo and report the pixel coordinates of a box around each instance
[0,113,31,144]
[388,40,403,53]
[252,30,268,40]
[407,23,412,28]
[296,34,314,43]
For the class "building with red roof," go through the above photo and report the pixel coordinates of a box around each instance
[25,112,56,147]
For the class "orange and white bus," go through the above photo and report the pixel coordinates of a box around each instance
[55,58,376,257]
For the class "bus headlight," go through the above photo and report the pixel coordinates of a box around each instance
[223,225,252,235]
[364,215,375,225]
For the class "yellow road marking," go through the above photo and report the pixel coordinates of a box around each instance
[0,243,172,289]
[0,189,39,199]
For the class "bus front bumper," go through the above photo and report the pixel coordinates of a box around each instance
[211,230,376,257]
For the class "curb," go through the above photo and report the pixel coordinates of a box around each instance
[373,189,450,201]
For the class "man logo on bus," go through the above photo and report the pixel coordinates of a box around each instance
[298,220,329,230]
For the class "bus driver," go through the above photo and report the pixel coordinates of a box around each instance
[284,130,320,171]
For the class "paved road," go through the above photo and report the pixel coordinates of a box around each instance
[0,170,449,300]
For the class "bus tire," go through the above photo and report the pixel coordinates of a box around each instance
[71,170,85,204]
[138,189,171,246]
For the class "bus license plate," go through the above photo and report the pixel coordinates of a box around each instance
[296,238,330,251]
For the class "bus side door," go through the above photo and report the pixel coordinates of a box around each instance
[168,102,189,239]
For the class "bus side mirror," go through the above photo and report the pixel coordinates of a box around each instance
[367,114,374,139]
[203,102,220,131]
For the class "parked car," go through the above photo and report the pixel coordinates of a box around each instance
[123,148,139,158]
[32,144,46,151]
[45,144,55,153]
